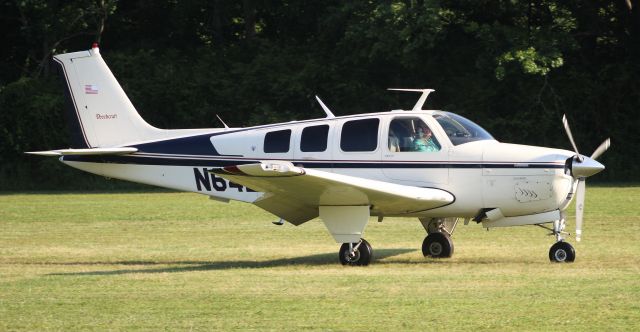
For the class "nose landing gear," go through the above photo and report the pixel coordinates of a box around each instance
[549,241,575,262]
[540,218,576,263]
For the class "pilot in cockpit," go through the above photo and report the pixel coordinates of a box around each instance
[412,126,439,152]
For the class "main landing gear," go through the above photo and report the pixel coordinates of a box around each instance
[422,232,454,258]
[541,218,576,262]
[420,217,458,258]
[339,239,372,266]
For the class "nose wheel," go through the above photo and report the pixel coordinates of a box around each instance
[549,241,575,262]
[542,217,576,263]
[339,239,372,266]
[422,232,454,258]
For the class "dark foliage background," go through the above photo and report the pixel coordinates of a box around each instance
[1,0,638,190]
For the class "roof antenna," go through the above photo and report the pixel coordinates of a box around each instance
[315,95,336,118]
[388,88,435,111]
[216,114,229,129]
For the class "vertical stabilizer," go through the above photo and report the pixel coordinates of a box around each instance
[52,45,162,148]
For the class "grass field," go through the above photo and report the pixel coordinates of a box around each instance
[1,186,639,331]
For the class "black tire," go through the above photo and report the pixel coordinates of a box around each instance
[422,232,454,258]
[339,239,373,266]
[549,241,576,262]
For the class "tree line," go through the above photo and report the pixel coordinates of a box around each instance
[1,0,638,190]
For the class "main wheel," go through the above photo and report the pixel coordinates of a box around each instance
[549,241,575,262]
[422,232,454,258]
[339,239,372,266]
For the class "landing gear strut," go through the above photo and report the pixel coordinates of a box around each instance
[339,239,372,266]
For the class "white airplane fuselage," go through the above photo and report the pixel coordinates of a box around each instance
[61,111,578,223]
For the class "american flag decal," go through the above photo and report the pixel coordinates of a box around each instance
[84,84,98,94]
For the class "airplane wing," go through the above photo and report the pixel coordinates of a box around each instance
[210,161,454,225]
[25,147,138,156]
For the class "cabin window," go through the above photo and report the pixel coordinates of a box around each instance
[300,125,329,152]
[264,129,291,153]
[340,118,379,152]
[388,117,440,152]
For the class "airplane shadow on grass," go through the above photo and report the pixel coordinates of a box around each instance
[47,249,417,276]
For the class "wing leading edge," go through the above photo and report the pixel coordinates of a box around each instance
[210,161,454,225]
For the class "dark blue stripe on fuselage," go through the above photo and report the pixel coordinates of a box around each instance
[133,135,222,156]
[62,155,565,170]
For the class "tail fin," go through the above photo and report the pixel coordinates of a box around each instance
[53,45,162,148]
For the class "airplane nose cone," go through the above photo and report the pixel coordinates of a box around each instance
[571,156,605,178]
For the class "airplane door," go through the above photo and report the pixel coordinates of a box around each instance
[381,116,449,186]
[293,123,334,171]
[331,117,384,180]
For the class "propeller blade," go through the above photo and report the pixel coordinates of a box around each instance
[562,114,583,162]
[575,178,586,241]
[590,138,611,160]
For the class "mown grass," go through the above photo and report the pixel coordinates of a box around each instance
[1,187,639,331]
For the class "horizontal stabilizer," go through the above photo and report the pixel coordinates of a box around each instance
[26,147,138,156]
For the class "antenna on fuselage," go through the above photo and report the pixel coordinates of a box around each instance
[215,114,229,129]
[388,88,435,111]
[315,95,336,118]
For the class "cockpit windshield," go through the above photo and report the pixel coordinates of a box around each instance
[432,111,495,146]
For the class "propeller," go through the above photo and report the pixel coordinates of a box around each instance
[590,138,611,160]
[562,115,583,162]
[561,115,610,241]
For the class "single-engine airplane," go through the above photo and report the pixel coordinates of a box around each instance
[28,44,610,265]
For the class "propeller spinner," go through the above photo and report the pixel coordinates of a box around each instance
[562,115,610,241]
